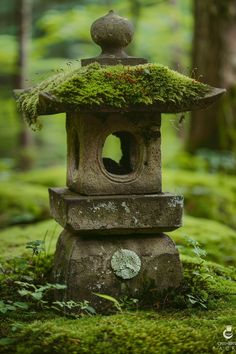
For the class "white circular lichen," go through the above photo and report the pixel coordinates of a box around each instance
[111,249,141,279]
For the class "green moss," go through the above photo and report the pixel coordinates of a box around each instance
[163,169,236,229]
[1,254,235,350]
[0,213,235,267]
[0,220,61,257]
[8,165,236,229]
[17,63,210,128]
[0,217,235,353]
[0,167,64,227]
[0,181,50,227]
[16,166,66,187]
[170,216,236,266]
[178,255,236,310]
[1,294,235,354]
[0,167,63,228]
[1,165,235,231]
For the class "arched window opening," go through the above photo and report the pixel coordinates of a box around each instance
[102,131,138,175]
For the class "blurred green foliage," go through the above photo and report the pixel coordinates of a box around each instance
[1,164,235,229]
[1,214,236,266]
[0,35,17,77]
[0,0,192,163]
[0,181,49,227]
[163,169,236,229]
[0,3,235,351]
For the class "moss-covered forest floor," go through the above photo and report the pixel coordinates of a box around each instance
[0,165,235,353]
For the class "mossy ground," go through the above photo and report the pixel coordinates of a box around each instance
[1,307,236,354]
[1,166,235,230]
[0,253,235,354]
[0,220,60,257]
[163,169,236,229]
[0,214,235,342]
[0,166,235,353]
[16,63,209,128]
[0,181,49,227]
[171,215,236,266]
[0,215,235,267]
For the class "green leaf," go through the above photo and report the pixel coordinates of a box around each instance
[31,292,43,301]
[52,301,64,308]
[15,281,36,290]
[18,289,30,297]
[188,298,197,304]
[93,293,119,304]
[85,305,96,315]
[0,338,16,346]
[0,301,16,313]
[13,302,29,310]
[93,293,122,312]
[53,283,67,290]
[0,307,8,314]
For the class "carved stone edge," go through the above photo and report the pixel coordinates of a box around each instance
[14,86,226,118]
[49,187,184,235]
[36,87,226,116]
[81,57,148,67]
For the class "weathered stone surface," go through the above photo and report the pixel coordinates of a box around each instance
[81,57,148,67]
[52,230,183,312]
[111,249,141,279]
[66,112,162,195]
[49,188,183,234]
[91,10,134,57]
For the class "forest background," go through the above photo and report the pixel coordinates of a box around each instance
[1,0,236,173]
[0,1,236,352]
[1,0,236,264]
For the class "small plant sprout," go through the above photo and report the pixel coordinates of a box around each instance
[93,293,123,312]
[186,294,208,310]
[187,238,207,259]
[26,240,45,256]
[93,293,139,312]
[13,281,95,317]
[52,300,96,316]
[15,281,66,303]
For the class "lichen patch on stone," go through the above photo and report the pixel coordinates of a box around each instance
[90,202,118,213]
[121,201,131,213]
[167,196,184,208]
[111,249,141,279]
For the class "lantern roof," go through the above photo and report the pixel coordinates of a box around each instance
[14,10,225,129]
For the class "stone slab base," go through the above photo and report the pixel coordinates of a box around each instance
[52,230,183,312]
[49,188,183,234]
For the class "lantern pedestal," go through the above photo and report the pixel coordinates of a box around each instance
[52,229,182,312]
[50,188,183,311]
[49,188,183,234]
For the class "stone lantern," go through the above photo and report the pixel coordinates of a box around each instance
[15,10,225,311]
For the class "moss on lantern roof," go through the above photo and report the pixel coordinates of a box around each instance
[16,62,210,129]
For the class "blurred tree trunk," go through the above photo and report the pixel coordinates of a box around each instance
[187,0,236,154]
[129,0,142,29]
[15,0,33,170]
[169,0,182,71]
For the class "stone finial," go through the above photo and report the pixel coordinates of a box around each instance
[90,10,134,58]
[81,10,147,66]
